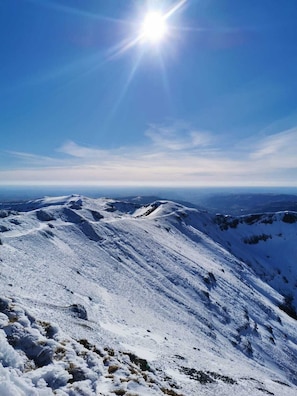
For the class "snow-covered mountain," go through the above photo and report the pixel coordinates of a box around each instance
[0,195,297,396]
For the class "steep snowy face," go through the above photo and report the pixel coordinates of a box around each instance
[211,211,297,313]
[0,196,297,396]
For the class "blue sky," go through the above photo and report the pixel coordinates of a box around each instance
[1,0,297,186]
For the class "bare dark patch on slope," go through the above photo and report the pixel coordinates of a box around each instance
[243,234,272,244]
[282,212,297,223]
[79,220,102,242]
[36,209,56,222]
[136,202,163,217]
[89,210,104,221]
[180,366,237,385]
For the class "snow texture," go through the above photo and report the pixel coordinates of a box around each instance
[0,195,297,395]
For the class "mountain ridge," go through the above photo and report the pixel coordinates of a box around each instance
[0,195,297,395]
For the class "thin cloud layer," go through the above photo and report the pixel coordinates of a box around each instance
[145,124,213,151]
[2,125,297,186]
[250,128,297,165]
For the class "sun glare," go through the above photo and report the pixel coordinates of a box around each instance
[141,11,167,43]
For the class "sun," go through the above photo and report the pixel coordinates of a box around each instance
[109,1,186,57]
[141,11,168,43]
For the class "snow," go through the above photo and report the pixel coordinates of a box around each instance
[210,211,297,304]
[0,195,297,395]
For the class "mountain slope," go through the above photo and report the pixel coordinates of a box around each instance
[212,211,297,310]
[0,195,297,395]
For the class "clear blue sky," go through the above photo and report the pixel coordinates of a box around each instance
[1,0,297,186]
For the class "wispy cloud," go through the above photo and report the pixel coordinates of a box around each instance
[250,127,297,164]
[6,151,67,166]
[2,124,297,186]
[145,123,213,151]
[58,141,108,160]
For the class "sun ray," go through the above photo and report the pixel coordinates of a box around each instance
[104,51,145,129]
[164,0,187,20]
[157,51,172,104]
[27,0,122,23]
[106,36,143,60]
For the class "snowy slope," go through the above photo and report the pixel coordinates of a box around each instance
[211,211,297,310]
[0,195,297,395]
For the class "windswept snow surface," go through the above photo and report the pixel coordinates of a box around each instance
[0,195,297,395]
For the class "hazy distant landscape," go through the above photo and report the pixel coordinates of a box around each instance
[1,186,297,214]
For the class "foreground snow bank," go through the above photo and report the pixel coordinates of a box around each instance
[0,297,182,395]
